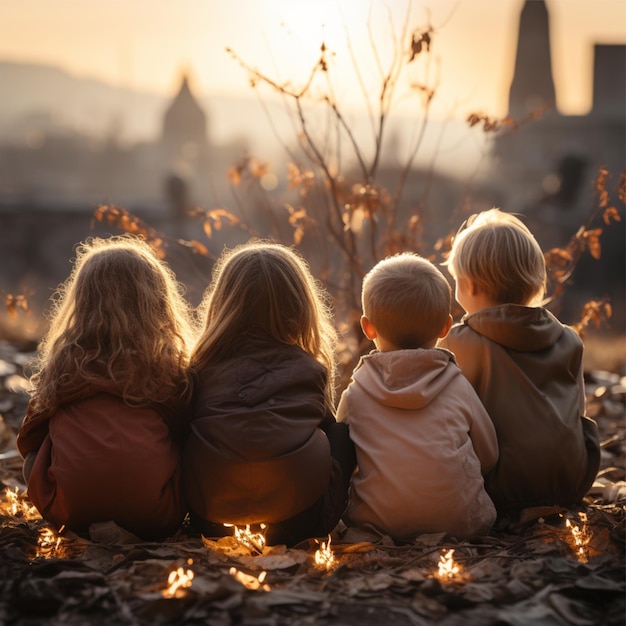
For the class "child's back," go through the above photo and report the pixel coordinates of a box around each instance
[185,340,335,526]
[17,236,193,539]
[440,209,600,513]
[183,242,355,546]
[20,381,185,539]
[339,347,498,540]
[338,253,498,541]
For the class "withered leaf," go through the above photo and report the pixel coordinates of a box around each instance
[603,206,621,225]
[238,551,307,571]
[250,158,269,179]
[582,228,603,259]
[203,220,212,239]
[293,227,305,246]
[227,167,241,186]
[4,292,31,318]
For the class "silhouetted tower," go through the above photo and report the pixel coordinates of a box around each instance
[161,73,209,231]
[508,0,556,118]
[162,73,208,155]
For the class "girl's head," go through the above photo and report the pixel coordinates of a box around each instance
[31,235,194,412]
[445,208,546,309]
[192,241,337,400]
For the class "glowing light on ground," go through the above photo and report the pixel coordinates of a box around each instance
[565,513,590,562]
[314,534,335,570]
[35,525,64,558]
[1,487,40,519]
[436,549,461,581]
[224,523,266,553]
[163,562,195,597]
[229,567,270,591]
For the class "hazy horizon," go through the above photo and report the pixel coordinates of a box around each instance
[0,57,500,180]
[2,0,625,116]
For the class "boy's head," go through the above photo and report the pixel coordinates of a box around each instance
[446,208,546,309]
[361,253,452,351]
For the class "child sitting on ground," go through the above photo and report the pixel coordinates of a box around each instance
[182,241,355,547]
[17,235,194,540]
[439,208,600,514]
[337,253,498,541]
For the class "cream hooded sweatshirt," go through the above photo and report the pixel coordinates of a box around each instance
[337,347,498,541]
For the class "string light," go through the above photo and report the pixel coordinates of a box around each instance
[224,523,266,553]
[565,513,590,563]
[436,549,461,581]
[229,567,270,591]
[1,486,39,519]
[163,562,195,597]
[314,535,335,569]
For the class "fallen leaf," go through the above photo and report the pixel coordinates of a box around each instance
[238,551,307,570]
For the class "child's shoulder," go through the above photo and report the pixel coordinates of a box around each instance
[444,305,584,356]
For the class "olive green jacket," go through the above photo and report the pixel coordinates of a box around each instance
[439,304,600,513]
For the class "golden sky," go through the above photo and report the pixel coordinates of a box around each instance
[0,0,625,117]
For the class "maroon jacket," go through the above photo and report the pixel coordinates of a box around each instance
[17,382,187,540]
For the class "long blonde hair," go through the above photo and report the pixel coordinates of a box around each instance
[192,241,338,405]
[30,235,195,413]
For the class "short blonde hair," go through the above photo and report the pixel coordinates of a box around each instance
[446,209,546,306]
[362,253,451,349]
[192,241,338,406]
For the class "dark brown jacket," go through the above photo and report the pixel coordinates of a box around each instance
[183,343,334,525]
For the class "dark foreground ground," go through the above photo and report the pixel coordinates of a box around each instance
[0,339,624,626]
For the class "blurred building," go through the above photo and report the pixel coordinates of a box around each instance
[493,0,625,246]
[0,74,246,318]
[0,72,246,216]
[490,0,625,327]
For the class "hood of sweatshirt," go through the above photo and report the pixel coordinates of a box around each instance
[353,347,460,411]
[462,304,564,353]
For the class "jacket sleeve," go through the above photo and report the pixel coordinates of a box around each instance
[578,415,601,497]
[312,366,338,433]
[153,376,194,443]
[576,347,586,417]
[335,388,350,425]
[439,324,484,391]
[318,404,338,434]
[466,387,499,474]
[16,401,50,458]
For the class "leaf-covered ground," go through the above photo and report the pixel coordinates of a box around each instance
[0,340,624,626]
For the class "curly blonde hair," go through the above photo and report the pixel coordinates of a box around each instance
[191,241,338,406]
[29,235,195,413]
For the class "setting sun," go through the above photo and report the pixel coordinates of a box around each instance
[1,0,624,116]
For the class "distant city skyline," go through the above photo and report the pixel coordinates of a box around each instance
[0,0,623,335]
[1,0,625,120]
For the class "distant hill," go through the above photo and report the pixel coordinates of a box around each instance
[0,60,480,176]
[0,60,285,154]
[0,61,166,140]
